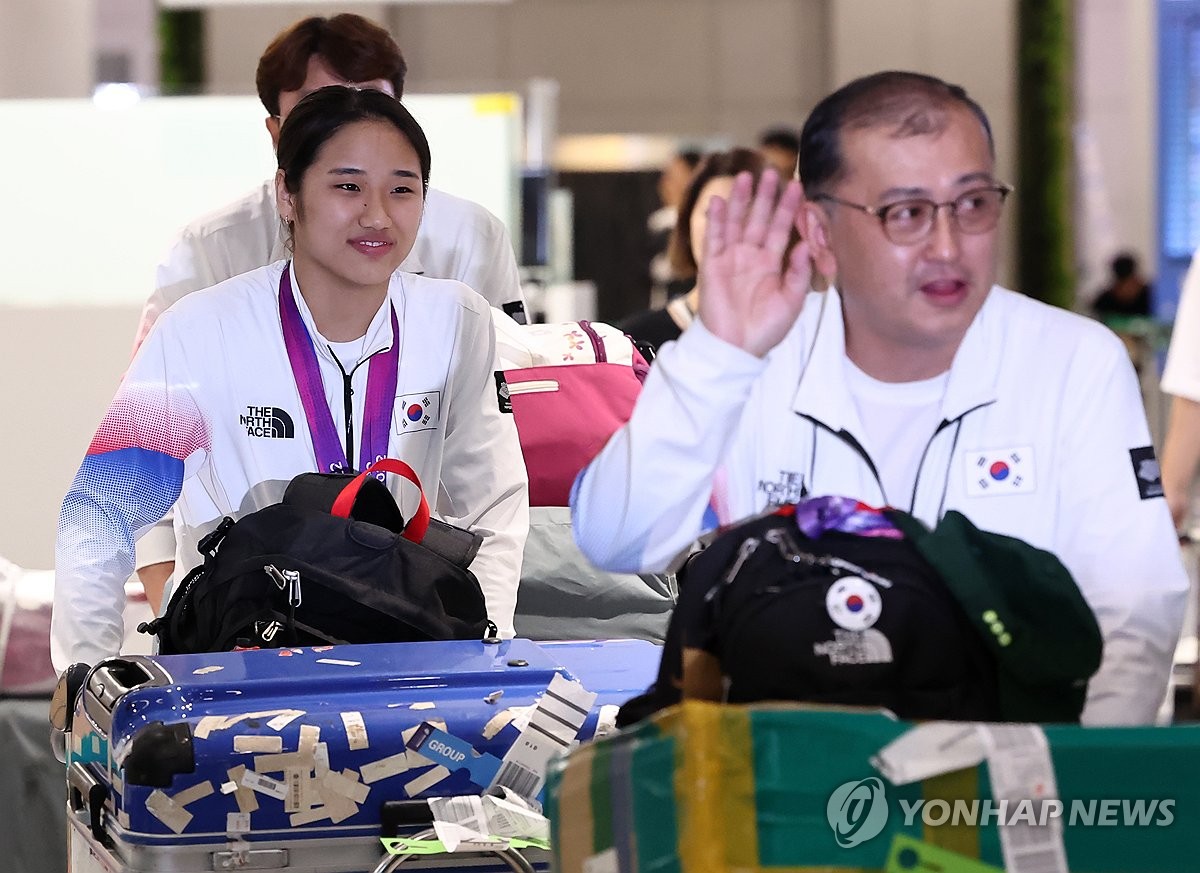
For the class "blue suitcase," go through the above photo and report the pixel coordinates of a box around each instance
[61,638,659,873]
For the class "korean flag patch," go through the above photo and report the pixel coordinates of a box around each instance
[964,446,1036,496]
[395,391,442,435]
[1130,446,1164,500]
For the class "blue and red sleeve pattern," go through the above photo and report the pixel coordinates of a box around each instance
[53,379,210,668]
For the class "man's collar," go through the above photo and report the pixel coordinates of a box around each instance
[791,286,1001,430]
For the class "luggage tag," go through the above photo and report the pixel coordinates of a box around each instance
[406,723,503,788]
[977,725,1068,873]
[488,673,597,803]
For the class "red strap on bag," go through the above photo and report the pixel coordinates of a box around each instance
[330,458,431,544]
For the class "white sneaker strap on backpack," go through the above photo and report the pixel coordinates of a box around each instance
[330,459,431,544]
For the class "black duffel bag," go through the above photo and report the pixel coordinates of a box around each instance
[619,499,1102,725]
[140,459,492,653]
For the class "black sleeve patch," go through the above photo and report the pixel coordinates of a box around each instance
[494,371,512,413]
[1130,446,1164,500]
[502,301,528,325]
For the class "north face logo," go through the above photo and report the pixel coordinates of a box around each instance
[240,406,295,439]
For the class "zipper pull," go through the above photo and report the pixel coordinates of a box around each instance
[723,536,762,585]
[264,564,287,590]
[284,569,301,608]
[764,526,805,563]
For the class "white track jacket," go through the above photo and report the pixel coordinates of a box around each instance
[55,262,528,669]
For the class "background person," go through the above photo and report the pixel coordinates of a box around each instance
[52,87,528,670]
[757,125,801,178]
[1093,251,1152,320]
[621,148,768,351]
[573,71,1186,726]
[646,149,703,306]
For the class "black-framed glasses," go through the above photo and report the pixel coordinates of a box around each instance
[812,184,1013,245]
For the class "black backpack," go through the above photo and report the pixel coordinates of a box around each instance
[140,460,492,653]
[619,506,1001,725]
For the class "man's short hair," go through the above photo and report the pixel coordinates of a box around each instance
[677,149,703,171]
[256,14,408,117]
[1111,252,1138,280]
[798,71,994,197]
[758,126,801,155]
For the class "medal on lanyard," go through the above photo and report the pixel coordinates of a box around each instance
[278,264,399,476]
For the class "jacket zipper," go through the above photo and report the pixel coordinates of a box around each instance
[799,414,887,503]
[327,346,384,471]
[800,398,996,514]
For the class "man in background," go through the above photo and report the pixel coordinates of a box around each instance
[1093,251,1152,320]
[757,125,800,178]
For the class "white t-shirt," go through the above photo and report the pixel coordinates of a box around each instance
[1163,246,1200,400]
[844,358,949,510]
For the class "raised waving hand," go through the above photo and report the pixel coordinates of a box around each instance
[697,168,812,358]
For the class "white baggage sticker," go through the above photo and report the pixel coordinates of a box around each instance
[341,711,369,750]
[284,767,306,813]
[171,780,214,807]
[404,765,451,796]
[253,752,306,773]
[489,674,596,801]
[240,770,289,801]
[481,708,518,740]
[313,742,331,778]
[266,710,306,731]
[195,716,227,740]
[299,724,321,756]
[327,793,359,824]
[323,769,371,804]
[226,812,251,834]
[871,722,986,786]
[361,751,411,784]
[146,790,193,834]
[233,735,283,754]
[227,766,260,814]
[289,806,332,827]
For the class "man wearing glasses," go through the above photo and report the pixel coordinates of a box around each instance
[572,71,1186,726]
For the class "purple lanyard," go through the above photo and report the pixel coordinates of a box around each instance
[278,264,399,474]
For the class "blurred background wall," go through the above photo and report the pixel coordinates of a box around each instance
[0,0,1163,569]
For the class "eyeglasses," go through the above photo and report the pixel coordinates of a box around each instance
[812,184,1013,246]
